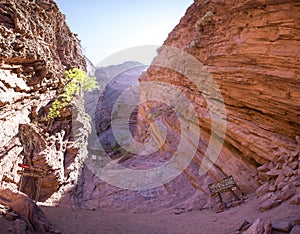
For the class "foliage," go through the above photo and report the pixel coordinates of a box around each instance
[48,68,99,119]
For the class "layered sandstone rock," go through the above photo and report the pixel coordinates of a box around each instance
[136,0,300,209]
[95,62,146,158]
[0,0,86,202]
[62,0,300,213]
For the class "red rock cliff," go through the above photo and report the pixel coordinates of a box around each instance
[0,0,86,201]
[136,0,300,209]
[60,0,299,213]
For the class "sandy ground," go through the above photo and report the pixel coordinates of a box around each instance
[0,194,299,234]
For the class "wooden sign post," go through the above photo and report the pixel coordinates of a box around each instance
[18,163,47,202]
[208,176,240,203]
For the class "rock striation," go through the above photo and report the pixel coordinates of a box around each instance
[88,0,300,212]
[60,0,300,213]
[0,0,86,203]
[2,0,299,219]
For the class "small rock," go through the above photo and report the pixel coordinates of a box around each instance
[282,165,294,177]
[289,175,300,187]
[290,194,300,205]
[256,183,269,197]
[268,161,274,168]
[290,161,299,170]
[288,156,296,163]
[272,221,292,233]
[259,192,273,203]
[268,185,276,192]
[214,202,226,213]
[174,208,185,215]
[290,225,300,234]
[244,218,272,234]
[259,198,281,211]
[257,164,270,172]
[277,182,286,190]
[236,220,252,233]
[296,136,300,144]
[258,171,271,182]
[266,169,281,178]
[255,175,261,182]
[275,172,285,188]
[278,155,287,163]
[294,219,300,225]
[277,185,296,201]
[275,163,283,170]
[229,200,242,208]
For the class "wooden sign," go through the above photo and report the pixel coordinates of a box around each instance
[17,170,43,178]
[208,176,237,197]
[18,163,47,173]
[17,163,47,202]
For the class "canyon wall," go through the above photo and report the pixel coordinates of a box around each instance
[137,0,300,209]
[0,0,86,201]
[1,0,298,214]
[61,0,299,213]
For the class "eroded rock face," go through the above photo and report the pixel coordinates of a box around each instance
[135,0,300,207]
[62,0,300,213]
[95,62,147,158]
[0,0,86,201]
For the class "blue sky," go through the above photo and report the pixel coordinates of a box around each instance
[55,0,193,66]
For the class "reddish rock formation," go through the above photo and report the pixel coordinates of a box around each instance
[244,218,272,234]
[133,0,300,209]
[0,0,86,207]
[59,0,300,214]
[0,0,91,231]
[2,0,298,223]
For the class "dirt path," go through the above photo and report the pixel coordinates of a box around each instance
[1,195,299,234]
[43,195,299,234]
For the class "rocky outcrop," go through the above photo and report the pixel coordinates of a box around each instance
[0,188,61,233]
[0,0,86,203]
[95,62,147,158]
[135,0,300,209]
[243,218,272,234]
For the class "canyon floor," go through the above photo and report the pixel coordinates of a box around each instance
[1,194,299,234]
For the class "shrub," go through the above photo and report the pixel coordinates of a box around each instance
[48,68,99,119]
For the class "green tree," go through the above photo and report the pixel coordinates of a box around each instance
[48,68,99,119]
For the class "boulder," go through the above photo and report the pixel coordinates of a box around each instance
[290,225,300,234]
[0,188,61,233]
[290,194,300,205]
[282,165,294,177]
[277,185,296,201]
[256,183,270,197]
[274,172,286,188]
[244,218,272,234]
[236,220,252,233]
[259,198,281,212]
[272,221,292,233]
[290,162,299,170]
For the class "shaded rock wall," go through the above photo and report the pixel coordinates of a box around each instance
[137,0,300,206]
[0,0,86,201]
[95,62,146,158]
